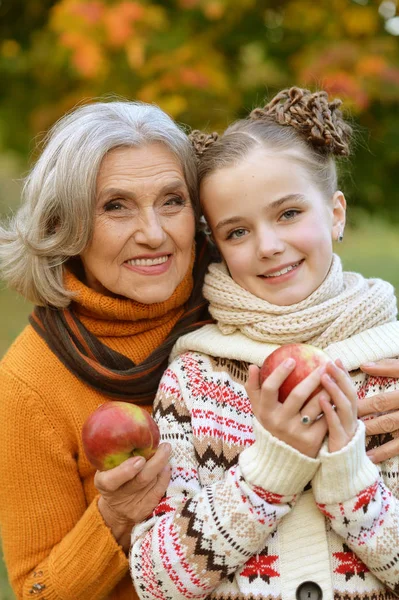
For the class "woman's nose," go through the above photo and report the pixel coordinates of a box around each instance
[134,210,167,248]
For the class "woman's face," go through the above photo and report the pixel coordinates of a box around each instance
[200,147,346,306]
[80,143,196,304]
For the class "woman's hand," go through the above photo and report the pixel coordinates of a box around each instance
[95,442,171,551]
[246,359,328,458]
[357,358,399,463]
[319,359,358,453]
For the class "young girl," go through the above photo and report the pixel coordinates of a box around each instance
[130,87,399,600]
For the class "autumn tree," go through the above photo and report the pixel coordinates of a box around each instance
[0,0,398,218]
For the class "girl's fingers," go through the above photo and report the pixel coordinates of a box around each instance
[321,373,355,433]
[260,358,296,397]
[245,365,261,396]
[300,389,330,423]
[319,397,345,452]
[282,364,327,416]
[245,365,262,415]
[326,362,357,414]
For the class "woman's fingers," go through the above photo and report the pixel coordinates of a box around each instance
[357,389,399,418]
[131,443,172,489]
[360,358,399,378]
[95,456,146,493]
[362,411,399,436]
[94,442,171,493]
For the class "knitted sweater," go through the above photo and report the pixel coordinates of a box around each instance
[0,269,193,600]
[130,324,399,600]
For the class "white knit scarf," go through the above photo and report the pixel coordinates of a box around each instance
[203,254,397,349]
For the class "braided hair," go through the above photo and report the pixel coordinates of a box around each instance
[190,87,353,200]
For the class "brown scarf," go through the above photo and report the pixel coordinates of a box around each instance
[30,232,215,405]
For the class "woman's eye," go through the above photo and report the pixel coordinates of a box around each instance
[164,196,185,207]
[104,200,124,212]
[281,209,300,221]
[227,228,247,240]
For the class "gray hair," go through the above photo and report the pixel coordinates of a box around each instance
[0,100,199,307]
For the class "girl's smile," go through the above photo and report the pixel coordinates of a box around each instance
[200,147,346,306]
[258,259,305,283]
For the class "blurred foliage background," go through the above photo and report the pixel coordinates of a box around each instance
[0,0,399,597]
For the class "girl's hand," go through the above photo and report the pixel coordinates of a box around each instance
[358,358,399,463]
[246,359,328,458]
[319,359,358,453]
[95,442,171,551]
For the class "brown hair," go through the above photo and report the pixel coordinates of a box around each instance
[190,87,353,200]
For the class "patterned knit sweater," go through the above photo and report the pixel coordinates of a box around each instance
[130,324,399,600]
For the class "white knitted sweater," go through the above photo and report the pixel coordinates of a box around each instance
[131,322,399,600]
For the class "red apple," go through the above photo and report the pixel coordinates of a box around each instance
[260,343,330,404]
[82,401,160,471]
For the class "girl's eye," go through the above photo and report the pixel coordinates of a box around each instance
[281,209,300,221]
[227,228,248,240]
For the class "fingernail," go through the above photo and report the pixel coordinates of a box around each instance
[362,362,376,368]
[133,456,146,468]
[284,358,295,368]
[366,451,375,462]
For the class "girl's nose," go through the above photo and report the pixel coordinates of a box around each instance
[256,229,285,259]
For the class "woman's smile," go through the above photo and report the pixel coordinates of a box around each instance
[124,253,172,275]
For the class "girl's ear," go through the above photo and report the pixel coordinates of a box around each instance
[331,191,346,242]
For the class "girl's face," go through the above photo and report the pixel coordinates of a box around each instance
[200,147,346,306]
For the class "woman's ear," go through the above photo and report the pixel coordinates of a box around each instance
[331,191,346,242]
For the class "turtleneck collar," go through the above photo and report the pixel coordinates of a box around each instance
[64,248,195,339]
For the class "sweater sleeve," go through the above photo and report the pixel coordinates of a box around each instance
[0,366,128,600]
[312,418,399,595]
[130,360,319,600]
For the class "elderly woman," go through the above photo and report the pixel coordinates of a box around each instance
[0,99,398,600]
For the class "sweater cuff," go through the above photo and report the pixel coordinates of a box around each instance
[239,417,320,496]
[46,496,128,599]
[312,420,380,505]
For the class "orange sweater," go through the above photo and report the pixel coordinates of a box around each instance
[0,268,194,600]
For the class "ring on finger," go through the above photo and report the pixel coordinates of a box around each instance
[300,414,313,425]
[300,411,325,425]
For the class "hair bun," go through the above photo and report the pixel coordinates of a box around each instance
[250,87,352,156]
[189,130,219,157]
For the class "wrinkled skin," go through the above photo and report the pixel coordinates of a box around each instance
[359,359,399,464]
